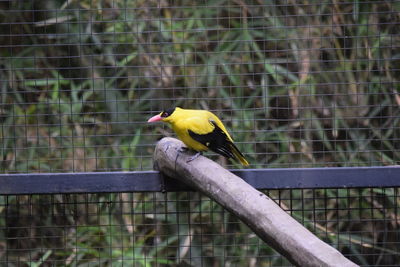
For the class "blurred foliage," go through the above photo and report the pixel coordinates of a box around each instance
[0,0,399,172]
[1,0,400,266]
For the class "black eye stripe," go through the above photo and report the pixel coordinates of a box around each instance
[161,108,176,118]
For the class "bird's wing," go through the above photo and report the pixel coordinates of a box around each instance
[188,120,235,159]
[206,112,234,142]
[180,115,215,135]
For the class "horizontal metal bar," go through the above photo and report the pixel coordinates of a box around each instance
[0,166,399,195]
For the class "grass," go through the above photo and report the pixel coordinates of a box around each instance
[0,0,400,266]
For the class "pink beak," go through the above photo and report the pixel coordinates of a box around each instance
[147,114,163,122]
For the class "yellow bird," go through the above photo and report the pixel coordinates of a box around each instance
[148,107,249,166]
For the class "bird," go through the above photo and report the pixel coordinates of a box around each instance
[147,107,249,166]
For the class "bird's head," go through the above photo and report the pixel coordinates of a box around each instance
[147,107,177,123]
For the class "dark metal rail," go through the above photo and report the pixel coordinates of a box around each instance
[0,166,399,195]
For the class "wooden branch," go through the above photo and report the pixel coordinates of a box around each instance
[153,137,359,267]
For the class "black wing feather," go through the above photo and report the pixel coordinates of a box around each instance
[188,121,235,159]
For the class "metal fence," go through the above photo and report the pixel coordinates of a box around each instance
[2,185,400,266]
[1,0,400,266]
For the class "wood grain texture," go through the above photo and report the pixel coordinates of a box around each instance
[154,137,359,267]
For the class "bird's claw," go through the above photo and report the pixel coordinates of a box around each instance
[187,152,202,163]
[178,147,189,153]
[177,146,201,163]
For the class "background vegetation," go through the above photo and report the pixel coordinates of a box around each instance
[1,0,399,266]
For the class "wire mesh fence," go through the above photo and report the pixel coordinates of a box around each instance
[1,188,400,266]
[1,0,400,266]
[1,0,399,172]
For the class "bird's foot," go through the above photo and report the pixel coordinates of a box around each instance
[177,147,201,163]
[178,146,189,153]
[187,152,202,163]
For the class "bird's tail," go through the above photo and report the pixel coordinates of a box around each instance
[229,143,249,167]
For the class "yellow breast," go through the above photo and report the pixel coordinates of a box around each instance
[172,124,209,151]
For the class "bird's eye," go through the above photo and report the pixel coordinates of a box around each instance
[161,108,175,118]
